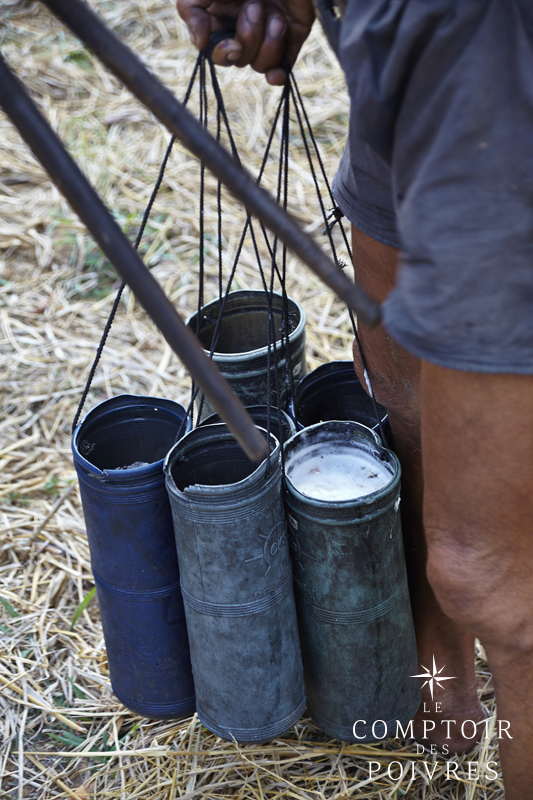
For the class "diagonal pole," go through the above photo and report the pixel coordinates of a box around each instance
[0,53,269,462]
[41,0,381,329]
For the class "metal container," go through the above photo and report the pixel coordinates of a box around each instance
[199,404,296,446]
[283,421,420,741]
[187,290,306,418]
[165,424,306,743]
[72,395,195,720]
[290,360,388,436]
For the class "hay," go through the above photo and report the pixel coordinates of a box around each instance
[0,1,503,797]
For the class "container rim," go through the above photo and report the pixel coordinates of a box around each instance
[296,359,353,380]
[282,420,400,508]
[164,423,280,497]
[289,359,388,427]
[186,290,306,363]
[72,393,190,478]
[199,405,296,435]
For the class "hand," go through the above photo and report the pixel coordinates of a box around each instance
[177,0,315,85]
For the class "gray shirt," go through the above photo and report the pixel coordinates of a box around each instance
[333,0,533,372]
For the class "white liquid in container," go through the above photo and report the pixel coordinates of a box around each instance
[286,442,392,501]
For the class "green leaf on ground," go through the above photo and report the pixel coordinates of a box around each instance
[0,596,19,618]
[46,730,86,747]
[67,676,87,700]
[70,587,96,630]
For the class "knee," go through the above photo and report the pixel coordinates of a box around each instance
[425,536,489,630]
[425,531,533,654]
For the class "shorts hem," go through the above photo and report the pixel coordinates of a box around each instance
[384,321,533,375]
[332,179,402,251]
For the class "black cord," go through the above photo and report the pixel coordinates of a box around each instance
[287,71,389,446]
[192,52,286,454]
[74,35,388,460]
[72,55,201,432]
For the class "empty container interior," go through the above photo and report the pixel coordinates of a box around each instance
[171,437,262,490]
[296,363,386,429]
[200,406,294,445]
[190,295,299,355]
[77,406,186,471]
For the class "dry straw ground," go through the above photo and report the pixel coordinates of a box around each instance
[0,1,504,798]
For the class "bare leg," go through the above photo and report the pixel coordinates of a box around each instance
[351,226,485,752]
[422,364,533,796]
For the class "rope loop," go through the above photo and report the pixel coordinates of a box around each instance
[73,49,389,458]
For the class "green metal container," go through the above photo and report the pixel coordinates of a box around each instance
[283,421,420,741]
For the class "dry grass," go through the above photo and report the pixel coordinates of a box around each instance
[0,1,504,798]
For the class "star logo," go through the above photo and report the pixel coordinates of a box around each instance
[411,655,456,700]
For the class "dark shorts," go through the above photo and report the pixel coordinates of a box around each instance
[332,0,533,373]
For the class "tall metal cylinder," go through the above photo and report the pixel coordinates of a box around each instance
[72,395,195,720]
[165,424,306,743]
[187,290,306,418]
[291,360,388,435]
[199,404,296,445]
[283,420,420,741]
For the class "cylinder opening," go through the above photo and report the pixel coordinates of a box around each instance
[76,403,187,471]
[200,405,295,445]
[171,435,269,491]
[188,292,301,356]
[284,422,396,504]
[285,440,393,502]
[294,362,386,430]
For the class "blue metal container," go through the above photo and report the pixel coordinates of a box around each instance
[165,424,306,743]
[283,421,420,741]
[72,395,195,720]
